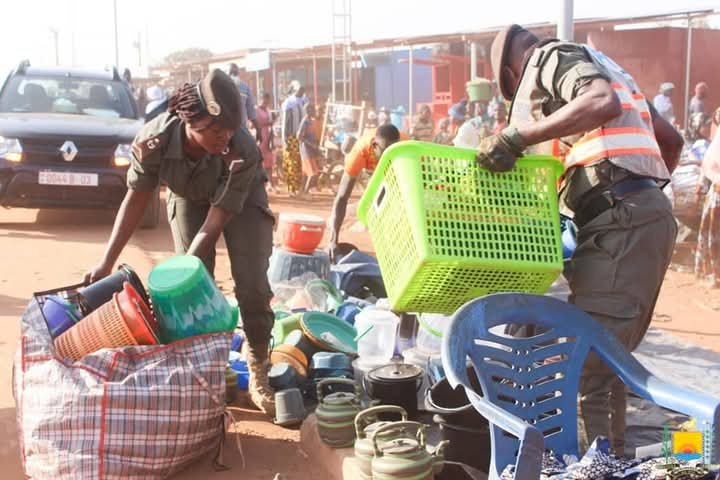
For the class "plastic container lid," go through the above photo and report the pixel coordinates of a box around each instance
[148,255,207,297]
[367,363,423,383]
[355,309,400,326]
[278,213,325,226]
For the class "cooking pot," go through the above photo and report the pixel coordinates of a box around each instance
[365,363,423,419]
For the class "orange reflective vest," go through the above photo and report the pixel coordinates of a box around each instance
[508,41,670,181]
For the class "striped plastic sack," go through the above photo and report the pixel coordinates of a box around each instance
[13,293,232,480]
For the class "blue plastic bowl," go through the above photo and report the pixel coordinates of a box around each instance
[230,358,250,390]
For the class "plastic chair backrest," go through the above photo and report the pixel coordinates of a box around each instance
[442,294,607,477]
[443,293,720,480]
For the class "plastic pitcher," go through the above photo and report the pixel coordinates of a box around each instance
[415,313,451,353]
[354,309,400,366]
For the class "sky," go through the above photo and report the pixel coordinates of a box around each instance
[0,0,717,76]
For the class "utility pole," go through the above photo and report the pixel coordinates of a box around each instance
[50,28,60,65]
[113,0,120,68]
[557,0,574,41]
[133,32,142,67]
[70,0,76,66]
[470,42,477,80]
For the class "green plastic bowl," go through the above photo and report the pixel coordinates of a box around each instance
[272,312,302,344]
[148,255,233,342]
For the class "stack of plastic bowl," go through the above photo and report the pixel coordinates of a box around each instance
[54,282,158,361]
[148,255,233,343]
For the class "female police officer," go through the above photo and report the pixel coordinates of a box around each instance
[85,69,276,416]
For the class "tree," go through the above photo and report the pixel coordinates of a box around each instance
[163,48,213,65]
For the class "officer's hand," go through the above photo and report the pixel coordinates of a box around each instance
[84,261,113,285]
[476,126,526,173]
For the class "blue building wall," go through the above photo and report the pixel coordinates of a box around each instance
[364,48,433,112]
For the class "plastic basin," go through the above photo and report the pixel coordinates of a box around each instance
[277,213,326,254]
[148,255,233,343]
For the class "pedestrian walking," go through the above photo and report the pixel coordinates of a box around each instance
[282,82,306,194]
[298,103,322,195]
[256,92,277,192]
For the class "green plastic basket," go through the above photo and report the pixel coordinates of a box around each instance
[358,141,564,314]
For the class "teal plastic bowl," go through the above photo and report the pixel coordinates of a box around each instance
[148,255,233,342]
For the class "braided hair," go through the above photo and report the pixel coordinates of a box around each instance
[167,83,208,126]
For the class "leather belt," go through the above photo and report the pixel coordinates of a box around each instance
[573,177,658,228]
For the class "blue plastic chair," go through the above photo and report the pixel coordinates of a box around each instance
[442,293,720,480]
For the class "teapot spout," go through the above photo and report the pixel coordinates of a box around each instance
[431,440,450,475]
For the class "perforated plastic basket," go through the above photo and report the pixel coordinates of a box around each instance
[358,141,564,314]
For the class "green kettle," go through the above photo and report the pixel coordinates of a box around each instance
[353,405,408,479]
[370,421,449,480]
[315,378,361,448]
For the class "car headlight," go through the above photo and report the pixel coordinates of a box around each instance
[113,143,132,167]
[0,136,23,163]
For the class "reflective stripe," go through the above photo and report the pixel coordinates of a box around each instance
[567,128,661,167]
[574,126,654,144]
[612,84,650,120]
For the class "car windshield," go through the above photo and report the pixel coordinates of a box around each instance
[0,74,136,119]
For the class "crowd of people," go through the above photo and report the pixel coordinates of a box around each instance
[123,66,720,291]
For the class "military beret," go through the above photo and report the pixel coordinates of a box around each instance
[198,69,242,130]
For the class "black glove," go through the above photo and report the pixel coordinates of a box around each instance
[476,126,526,172]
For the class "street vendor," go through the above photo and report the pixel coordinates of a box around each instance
[328,124,402,261]
[85,69,276,416]
[484,25,684,454]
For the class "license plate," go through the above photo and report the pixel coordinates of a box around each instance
[38,171,99,187]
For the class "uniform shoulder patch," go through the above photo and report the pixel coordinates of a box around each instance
[131,113,178,160]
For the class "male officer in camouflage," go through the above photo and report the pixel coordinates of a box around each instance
[86,69,276,416]
[480,25,684,454]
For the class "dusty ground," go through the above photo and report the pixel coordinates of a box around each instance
[0,191,718,479]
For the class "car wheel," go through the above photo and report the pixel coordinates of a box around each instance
[139,187,160,229]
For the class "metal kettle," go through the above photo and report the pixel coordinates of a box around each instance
[370,421,448,480]
[353,405,408,479]
[315,377,361,448]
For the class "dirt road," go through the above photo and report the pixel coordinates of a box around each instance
[1,193,718,479]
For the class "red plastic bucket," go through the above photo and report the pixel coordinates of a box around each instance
[278,213,326,254]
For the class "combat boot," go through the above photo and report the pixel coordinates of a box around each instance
[245,348,276,417]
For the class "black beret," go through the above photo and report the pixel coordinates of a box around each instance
[198,69,242,130]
